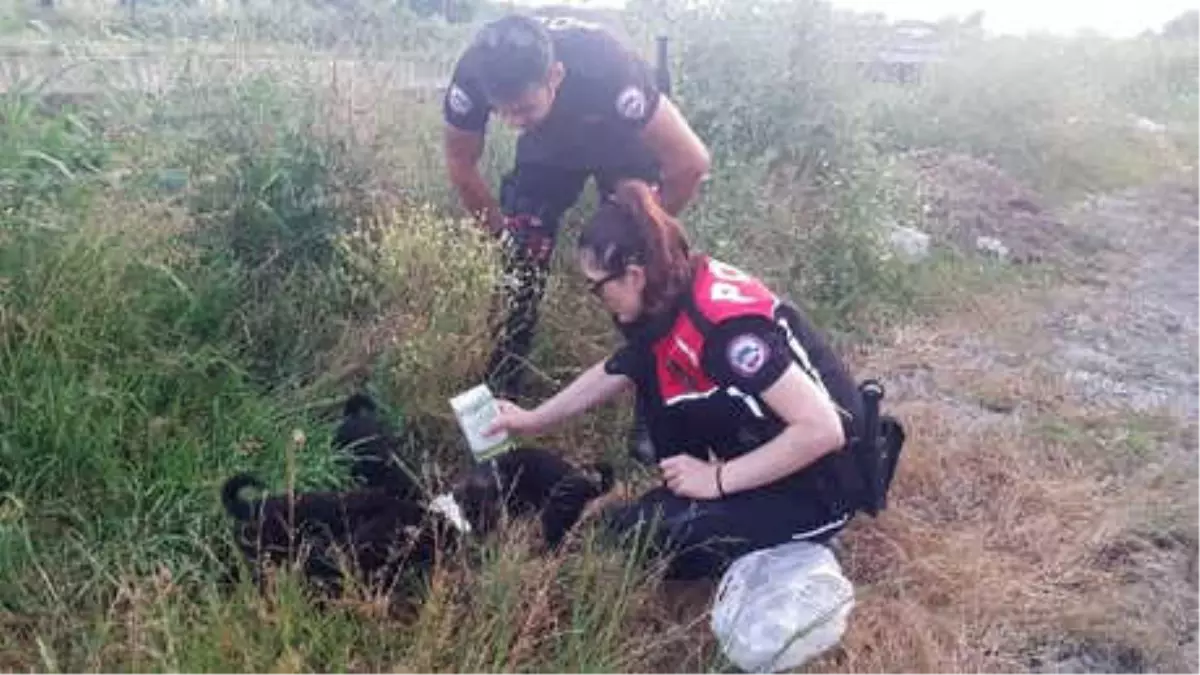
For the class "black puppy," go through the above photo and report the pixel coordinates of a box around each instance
[332,393,421,500]
[218,449,613,595]
[220,473,458,596]
[219,392,615,596]
[453,447,615,550]
[331,393,613,548]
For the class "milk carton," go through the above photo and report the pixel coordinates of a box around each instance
[449,384,514,462]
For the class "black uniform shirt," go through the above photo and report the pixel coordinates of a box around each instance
[443,16,661,170]
[604,258,867,503]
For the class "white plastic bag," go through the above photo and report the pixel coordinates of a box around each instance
[711,541,855,673]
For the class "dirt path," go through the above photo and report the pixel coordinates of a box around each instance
[864,175,1197,419]
[1046,180,1199,419]
[826,175,1198,673]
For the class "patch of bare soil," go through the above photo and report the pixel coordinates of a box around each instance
[826,173,1199,673]
[1048,178,1199,419]
[901,148,1111,264]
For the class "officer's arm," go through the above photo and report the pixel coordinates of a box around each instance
[639,96,710,216]
[718,362,846,495]
[444,125,502,232]
[523,359,634,434]
[700,320,846,495]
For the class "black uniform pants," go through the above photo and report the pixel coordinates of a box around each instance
[598,482,852,581]
[485,160,659,399]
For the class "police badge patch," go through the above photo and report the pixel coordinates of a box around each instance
[447,84,473,116]
[615,85,647,120]
[727,334,769,377]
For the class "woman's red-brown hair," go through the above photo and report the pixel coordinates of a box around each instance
[577,180,693,315]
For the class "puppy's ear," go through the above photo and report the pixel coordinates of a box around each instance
[222,473,265,522]
[343,393,378,418]
[453,469,504,535]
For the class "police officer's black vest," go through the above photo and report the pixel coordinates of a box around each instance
[626,256,870,514]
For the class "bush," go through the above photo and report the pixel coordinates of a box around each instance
[337,202,503,434]
[622,0,920,336]
[0,194,348,592]
[10,0,477,54]
[130,78,380,387]
[865,33,1198,200]
[0,89,109,218]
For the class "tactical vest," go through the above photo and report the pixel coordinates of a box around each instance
[638,256,867,512]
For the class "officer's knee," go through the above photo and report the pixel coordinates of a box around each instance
[598,491,704,548]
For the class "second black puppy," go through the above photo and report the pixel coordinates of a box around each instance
[332,393,421,500]
[220,474,455,596]
[332,394,614,549]
[454,447,615,550]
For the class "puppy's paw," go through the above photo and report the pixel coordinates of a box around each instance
[578,481,633,524]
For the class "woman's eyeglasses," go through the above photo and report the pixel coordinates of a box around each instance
[587,270,625,296]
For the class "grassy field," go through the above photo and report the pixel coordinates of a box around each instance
[0,0,1196,671]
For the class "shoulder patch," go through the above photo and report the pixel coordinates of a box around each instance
[447,84,473,116]
[615,85,647,120]
[727,333,769,378]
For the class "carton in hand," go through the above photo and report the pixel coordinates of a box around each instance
[449,384,515,462]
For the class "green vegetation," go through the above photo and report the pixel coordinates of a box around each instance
[867,33,1198,201]
[0,0,1194,670]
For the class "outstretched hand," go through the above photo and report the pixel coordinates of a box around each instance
[483,400,541,437]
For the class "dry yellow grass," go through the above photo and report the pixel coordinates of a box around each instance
[828,249,1196,672]
[625,197,1198,671]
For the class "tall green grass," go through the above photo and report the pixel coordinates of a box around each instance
[0,81,703,672]
[616,0,930,338]
[864,32,1198,201]
[3,0,476,54]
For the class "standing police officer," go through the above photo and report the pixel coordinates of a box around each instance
[444,13,705,458]
[441,13,710,414]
